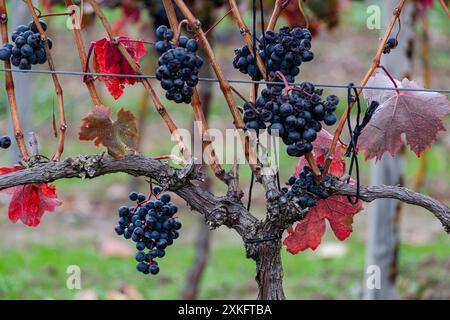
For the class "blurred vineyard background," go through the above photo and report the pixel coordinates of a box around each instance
[0,0,448,299]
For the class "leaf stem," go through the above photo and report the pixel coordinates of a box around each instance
[0,1,29,160]
[378,65,400,94]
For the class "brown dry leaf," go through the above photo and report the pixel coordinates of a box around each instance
[79,105,138,159]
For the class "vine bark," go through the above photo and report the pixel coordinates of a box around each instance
[0,155,449,299]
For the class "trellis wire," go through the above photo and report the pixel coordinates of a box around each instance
[0,68,449,94]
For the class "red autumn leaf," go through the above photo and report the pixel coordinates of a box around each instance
[359,73,450,161]
[284,129,363,254]
[294,129,346,177]
[79,105,138,159]
[93,37,146,99]
[283,194,363,253]
[0,166,62,227]
[112,3,141,35]
[414,0,434,18]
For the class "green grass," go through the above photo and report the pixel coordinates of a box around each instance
[0,236,448,300]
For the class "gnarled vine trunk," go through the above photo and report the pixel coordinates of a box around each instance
[251,240,285,300]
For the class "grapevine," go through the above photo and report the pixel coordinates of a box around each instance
[0,0,447,302]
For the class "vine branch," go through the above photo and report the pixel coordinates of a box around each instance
[324,0,407,173]
[438,0,450,19]
[63,0,102,106]
[329,177,450,233]
[0,154,448,234]
[0,0,30,160]
[228,0,267,80]
[25,0,67,161]
[267,0,290,31]
[88,0,191,160]
[161,0,225,180]
[172,0,258,174]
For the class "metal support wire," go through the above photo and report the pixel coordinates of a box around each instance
[0,68,449,94]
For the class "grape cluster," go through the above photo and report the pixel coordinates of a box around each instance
[233,45,260,79]
[283,166,331,210]
[244,82,338,157]
[0,20,50,70]
[233,27,313,81]
[155,25,203,104]
[0,136,11,149]
[115,187,181,275]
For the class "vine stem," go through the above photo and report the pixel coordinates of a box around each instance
[88,0,191,161]
[203,7,233,37]
[39,11,73,18]
[63,0,102,106]
[438,0,450,19]
[324,0,406,173]
[228,0,267,80]
[0,0,29,160]
[25,0,67,161]
[174,19,188,46]
[298,0,309,29]
[172,0,258,174]
[162,0,224,181]
[267,0,290,31]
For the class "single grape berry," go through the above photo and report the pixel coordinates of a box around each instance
[137,193,146,203]
[0,45,12,61]
[383,37,398,54]
[323,113,337,126]
[129,192,139,201]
